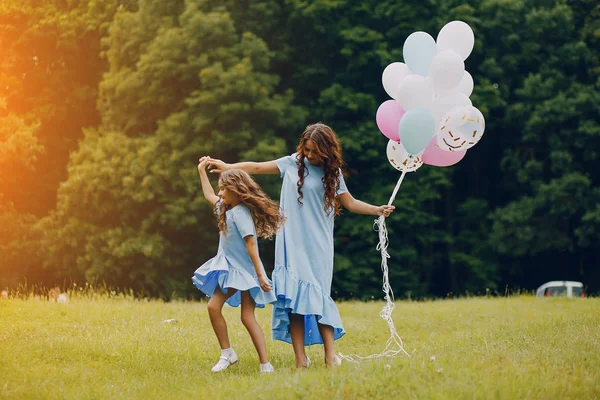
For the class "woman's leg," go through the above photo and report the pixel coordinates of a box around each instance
[207,287,238,349]
[317,322,339,367]
[240,291,269,363]
[289,313,308,368]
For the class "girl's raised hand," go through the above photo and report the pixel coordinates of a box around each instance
[207,158,229,174]
[198,156,209,172]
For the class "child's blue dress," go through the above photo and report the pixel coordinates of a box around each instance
[272,154,348,345]
[192,202,276,307]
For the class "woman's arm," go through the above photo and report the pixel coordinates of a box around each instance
[198,157,220,205]
[338,192,395,217]
[244,236,272,292]
[207,158,280,175]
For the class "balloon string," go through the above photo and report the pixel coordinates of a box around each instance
[388,169,407,205]
[338,171,411,363]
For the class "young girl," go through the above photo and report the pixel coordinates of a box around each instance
[193,156,284,374]
[207,123,395,368]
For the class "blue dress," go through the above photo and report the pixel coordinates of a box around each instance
[192,202,276,308]
[272,154,348,345]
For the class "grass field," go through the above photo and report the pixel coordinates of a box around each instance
[1,294,599,399]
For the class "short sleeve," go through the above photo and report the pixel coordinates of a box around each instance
[233,207,255,239]
[275,154,297,178]
[337,169,348,196]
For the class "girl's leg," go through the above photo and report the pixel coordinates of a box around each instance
[289,313,308,368]
[317,322,339,367]
[207,287,238,349]
[240,291,269,364]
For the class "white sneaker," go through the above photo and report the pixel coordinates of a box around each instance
[211,352,238,372]
[306,355,311,368]
[260,363,275,374]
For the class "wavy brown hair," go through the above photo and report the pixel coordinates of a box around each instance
[215,169,285,239]
[295,123,345,216]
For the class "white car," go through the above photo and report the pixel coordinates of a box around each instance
[535,281,587,298]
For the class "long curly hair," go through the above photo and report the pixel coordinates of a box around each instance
[295,123,345,216]
[215,169,285,239]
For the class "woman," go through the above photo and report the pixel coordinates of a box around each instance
[207,123,395,368]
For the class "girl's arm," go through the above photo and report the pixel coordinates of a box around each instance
[338,192,395,217]
[198,157,220,206]
[244,236,272,292]
[207,158,280,175]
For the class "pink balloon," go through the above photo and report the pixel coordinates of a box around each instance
[376,100,405,142]
[422,136,467,167]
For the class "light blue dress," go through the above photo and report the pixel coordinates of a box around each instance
[192,202,276,308]
[272,154,348,345]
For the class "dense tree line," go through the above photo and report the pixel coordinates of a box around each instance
[1,0,598,298]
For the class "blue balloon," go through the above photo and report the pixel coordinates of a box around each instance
[399,108,436,155]
[403,32,437,77]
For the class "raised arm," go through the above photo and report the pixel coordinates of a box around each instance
[198,157,220,206]
[338,192,395,217]
[206,158,280,175]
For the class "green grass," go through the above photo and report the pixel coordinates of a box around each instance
[1,295,599,399]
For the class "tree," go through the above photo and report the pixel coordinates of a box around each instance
[0,0,137,288]
[43,0,304,296]
[487,0,600,290]
[0,107,43,288]
[0,0,136,215]
[219,0,495,298]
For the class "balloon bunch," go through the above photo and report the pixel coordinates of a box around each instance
[338,22,487,365]
[377,21,485,172]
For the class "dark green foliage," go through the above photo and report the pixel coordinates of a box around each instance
[1,0,598,297]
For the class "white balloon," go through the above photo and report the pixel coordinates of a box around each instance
[455,70,474,97]
[429,50,465,91]
[455,106,485,149]
[437,125,468,152]
[437,21,475,61]
[396,74,434,110]
[386,140,423,172]
[382,62,411,99]
[436,105,484,151]
[431,91,472,122]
